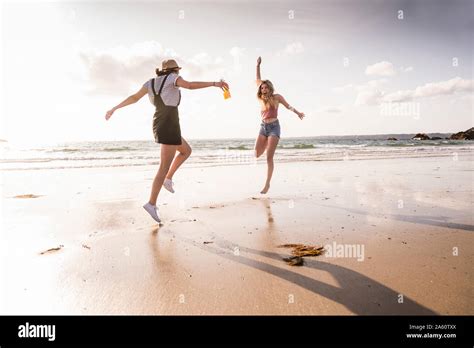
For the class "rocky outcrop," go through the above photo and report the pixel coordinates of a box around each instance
[449,127,474,140]
[387,137,398,141]
[412,133,430,140]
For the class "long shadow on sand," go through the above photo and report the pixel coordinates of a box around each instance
[150,197,438,314]
[317,203,474,232]
[172,233,437,315]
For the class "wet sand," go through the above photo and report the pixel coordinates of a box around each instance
[0,154,473,315]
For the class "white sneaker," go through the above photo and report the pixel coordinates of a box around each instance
[163,178,175,193]
[143,202,161,223]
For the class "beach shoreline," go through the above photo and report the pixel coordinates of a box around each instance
[1,154,473,315]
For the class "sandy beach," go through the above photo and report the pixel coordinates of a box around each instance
[0,153,473,315]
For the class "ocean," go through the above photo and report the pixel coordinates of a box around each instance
[0,135,472,171]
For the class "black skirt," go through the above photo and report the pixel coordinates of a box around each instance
[152,105,182,145]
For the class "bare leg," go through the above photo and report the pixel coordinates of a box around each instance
[149,144,178,205]
[166,137,192,180]
[261,135,279,194]
[254,134,268,158]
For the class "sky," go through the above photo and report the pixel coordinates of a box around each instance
[0,0,473,146]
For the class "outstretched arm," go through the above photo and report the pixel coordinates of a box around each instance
[276,94,305,120]
[176,77,229,90]
[105,86,148,120]
[256,56,262,86]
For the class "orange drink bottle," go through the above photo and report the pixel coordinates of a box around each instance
[221,79,231,99]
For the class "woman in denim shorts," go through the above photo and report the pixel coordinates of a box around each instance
[254,56,305,194]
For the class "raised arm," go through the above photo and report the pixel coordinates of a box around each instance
[276,94,305,120]
[176,77,229,90]
[256,56,262,86]
[105,86,148,120]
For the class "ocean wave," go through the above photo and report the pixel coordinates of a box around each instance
[44,146,138,153]
[2,150,472,171]
[280,144,315,149]
[227,145,249,150]
[0,155,158,164]
[383,143,416,147]
[46,148,82,153]
[101,146,136,152]
[2,138,472,171]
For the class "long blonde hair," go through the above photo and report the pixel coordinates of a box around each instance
[257,80,278,108]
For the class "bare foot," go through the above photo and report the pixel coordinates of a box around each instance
[260,184,270,194]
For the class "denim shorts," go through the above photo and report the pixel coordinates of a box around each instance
[259,119,281,138]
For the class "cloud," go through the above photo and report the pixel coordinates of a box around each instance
[355,90,383,106]
[332,84,354,93]
[314,106,343,114]
[229,46,246,72]
[354,79,388,106]
[381,90,413,103]
[365,61,396,77]
[79,41,227,96]
[230,46,246,58]
[354,76,473,105]
[401,66,414,72]
[285,42,304,55]
[324,107,343,113]
[277,42,305,56]
[383,77,474,102]
[459,94,474,103]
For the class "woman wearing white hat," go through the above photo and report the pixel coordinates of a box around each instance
[105,59,229,223]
